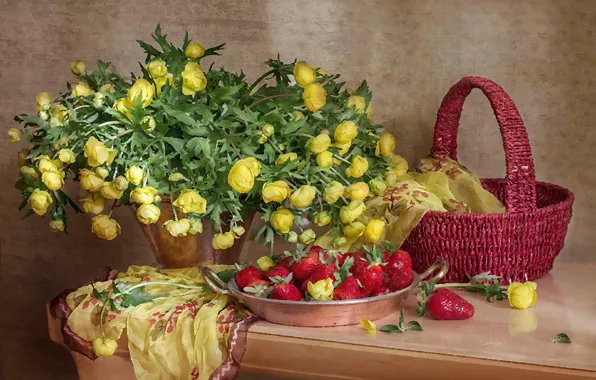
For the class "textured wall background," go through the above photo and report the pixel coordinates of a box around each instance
[1,0,594,378]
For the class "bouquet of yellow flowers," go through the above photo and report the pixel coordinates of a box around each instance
[10,25,401,250]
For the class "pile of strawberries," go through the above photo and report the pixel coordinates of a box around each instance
[234,245,414,301]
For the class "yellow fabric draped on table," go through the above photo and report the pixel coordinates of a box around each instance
[64,265,253,380]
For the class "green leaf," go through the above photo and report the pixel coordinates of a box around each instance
[380,324,404,333]
[407,321,423,331]
[416,301,427,317]
[91,285,109,302]
[216,269,237,284]
[120,287,160,308]
[552,333,571,344]
[163,137,186,154]
[398,308,406,331]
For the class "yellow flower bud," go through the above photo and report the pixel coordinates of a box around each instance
[99,83,115,94]
[340,200,366,224]
[333,236,347,248]
[189,220,203,234]
[92,92,104,108]
[163,218,192,237]
[344,182,369,201]
[376,132,396,157]
[127,79,154,108]
[57,149,76,164]
[212,232,235,249]
[389,155,409,175]
[343,221,366,238]
[228,161,254,193]
[113,98,133,119]
[237,157,261,176]
[93,338,118,357]
[314,211,331,227]
[323,181,345,204]
[147,59,168,79]
[299,229,316,244]
[42,170,65,191]
[292,111,305,120]
[49,116,62,128]
[8,128,21,143]
[332,141,351,156]
[186,42,206,59]
[289,185,316,208]
[293,61,317,87]
[364,219,385,243]
[181,62,207,95]
[270,208,294,234]
[100,182,124,200]
[507,282,538,310]
[334,121,358,144]
[316,151,333,168]
[345,155,369,178]
[35,156,56,173]
[39,110,49,120]
[36,92,52,109]
[369,178,388,196]
[262,181,290,203]
[276,152,298,165]
[173,189,207,214]
[154,74,174,96]
[140,115,156,132]
[130,186,158,205]
[95,167,109,179]
[346,95,366,114]
[307,278,334,301]
[169,172,185,182]
[84,137,116,167]
[80,192,105,214]
[257,135,267,144]
[79,169,105,192]
[136,204,161,225]
[28,189,53,215]
[302,83,327,112]
[257,256,276,271]
[231,225,245,237]
[20,166,38,179]
[71,82,95,97]
[286,231,298,243]
[307,134,331,154]
[262,124,275,137]
[51,105,68,121]
[49,219,65,232]
[125,166,145,186]
[70,60,86,76]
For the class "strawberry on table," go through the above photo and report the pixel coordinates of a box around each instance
[384,249,414,291]
[286,246,324,283]
[243,280,271,298]
[265,266,293,284]
[270,283,302,301]
[423,288,475,320]
[353,246,385,296]
[235,265,264,289]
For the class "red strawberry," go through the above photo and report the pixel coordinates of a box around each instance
[301,263,337,292]
[348,251,367,274]
[369,285,390,297]
[270,283,302,301]
[333,276,362,300]
[426,288,475,320]
[334,252,347,266]
[290,251,322,283]
[384,250,413,291]
[353,247,385,296]
[235,266,264,289]
[382,251,391,263]
[242,280,271,298]
[277,256,293,269]
[265,266,293,284]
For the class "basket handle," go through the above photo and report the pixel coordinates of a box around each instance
[430,76,537,213]
[201,267,231,295]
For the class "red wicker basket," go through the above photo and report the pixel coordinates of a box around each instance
[402,76,574,283]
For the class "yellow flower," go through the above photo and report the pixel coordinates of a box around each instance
[57,149,76,164]
[307,278,334,301]
[186,42,206,59]
[42,170,65,191]
[136,204,161,225]
[163,219,192,237]
[293,61,317,87]
[140,115,156,132]
[231,226,245,237]
[100,182,124,200]
[28,189,53,215]
[95,167,109,179]
[212,232,235,249]
[20,166,38,179]
[169,172,185,182]
[324,181,345,204]
[345,155,369,178]
[147,59,167,79]
[507,282,538,310]
[262,181,290,203]
[84,137,116,167]
[360,319,376,334]
[8,128,21,143]
[257,135,267,144]
[17,149,30,168]
[49,219,65,232]
[80,192,105,214]
[130,186,158,205]
[113,98,133,119]
[99,83,115,94]
[70,60,86,76]
[35,156,56,173]
[364,219,385,243]
[334,121,358,144]
[189,220,203,234]
[344,182,369,201]
[276,152,298,165]
[127,79,154,108]
[314,211,331,227]
[228,161,255,193]
[181,62,207,95]
[261,124,275,137]
[93,338,118,357]
[257,256,276,271]
[270,208,294,234]
[71,82,95,97]
[289,185,316,208]
[316,151,333,168]
[51,104,68,121]
[292,111,305,120]
[154,74,174,96]
[286,231,298,243]
[302,83,327,112]
[79,169,105,192]
[343,221,366,238]
[237,157,261,176]
[299,229,317,244]
[307,134,331,154]
[173,189,207,214]
[340,200,366,224]
[385,155,409,184]
[346,95,373,121]
[114,176,129,191]
[36,92,52,110]
[369,178,388,196]
[376,132,396,157]
[125,166,145,186]
[333,236,347,248]
[332,141,351,156]
[93,92,105,108]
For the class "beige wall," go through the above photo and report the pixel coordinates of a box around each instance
[1,0,594,378]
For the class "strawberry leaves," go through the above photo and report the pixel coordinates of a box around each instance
[380,309,423,333]
[552,333,571,344]
[333,256,354,287]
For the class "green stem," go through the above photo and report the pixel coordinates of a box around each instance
[330,167,350,186]
[267,140,283,154]
[249,93,295,109]
[288,133,315,139]
[247,69,275,93]
[333,154,352,165]
[171,194,179,221]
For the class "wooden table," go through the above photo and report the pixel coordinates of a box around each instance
[48,262,596,379]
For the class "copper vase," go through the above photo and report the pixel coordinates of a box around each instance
[136,198,255,268]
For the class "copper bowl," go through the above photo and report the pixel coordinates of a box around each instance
[201,260,448,327]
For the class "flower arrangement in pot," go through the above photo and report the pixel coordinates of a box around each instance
[9,25,401,266]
